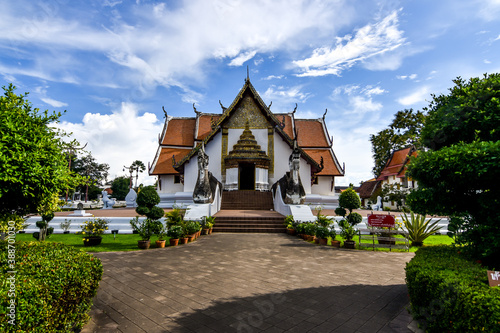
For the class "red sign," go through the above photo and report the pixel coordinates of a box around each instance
[368,214,396,228]
[487,271,500,287]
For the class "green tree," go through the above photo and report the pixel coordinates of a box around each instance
[110,176,130,201]
[72,153,110,201]
[129,160,146,189]
[407,73,500,267]
[0,84,84,220]
[370,109,425,176]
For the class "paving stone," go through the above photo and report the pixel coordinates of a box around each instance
[81,233,415,332]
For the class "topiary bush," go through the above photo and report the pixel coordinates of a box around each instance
[135,186,164,220]
[0,241,102,332]
[405,246,500,332]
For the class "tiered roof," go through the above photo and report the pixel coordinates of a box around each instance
[149,79,344,177]
[376,146,417,181]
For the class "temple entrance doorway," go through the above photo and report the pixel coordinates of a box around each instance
[239,163,255,190]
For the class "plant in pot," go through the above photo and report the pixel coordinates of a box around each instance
[284,215,296,235]
[152,220,167,248]
[303,222,317,242]
[315,225,330,245]
[60,219,72,234]
[167,225,183,246]
[200,216,215,235]
[330,227,340,247]
[165,208,183,228]
[129,217,154,249]
[184,221,201,242]
[295,222,305,238]
[78,218,109,247]
[339,219,357,249]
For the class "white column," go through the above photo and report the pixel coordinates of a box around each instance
[225,168,238,191]
[255,167,269,191]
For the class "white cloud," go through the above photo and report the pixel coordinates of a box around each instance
[397,74,418,80]
[477,0,500,21]
[262,75,284,80]
[262,84,311,113]
[397,86,430,106]
[293,10,406,77]
[41,97,68,108]
[56,102,163,185]
[229,50,257,67]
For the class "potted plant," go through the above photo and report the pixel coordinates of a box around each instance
[315,225,330,245]
[339,219,357,249]
[129,217,155,249]
[165,208,183,228]
[153,220,167,248]
[184,221,201,242]
[79,218,109,246]
[60,219,72,234]
[303,223,317,242]
[284,215,296,235]
[167,225,183,246]
[295,223,305,238]
[330,227,341,248]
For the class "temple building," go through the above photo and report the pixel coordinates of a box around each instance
[149,78,344,210]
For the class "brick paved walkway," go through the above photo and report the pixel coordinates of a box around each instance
[82,233,415,333]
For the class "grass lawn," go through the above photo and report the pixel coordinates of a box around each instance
[14,233,175,252]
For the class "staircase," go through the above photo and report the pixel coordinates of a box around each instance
[214,191,286,233]
[220,190,274,210]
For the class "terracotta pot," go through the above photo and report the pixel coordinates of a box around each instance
[169,238,179,246]
[314,237,320,244]
[138,240,151,249]
[187,234,195,242]
[83,236,102,247]
[343,240,356,249]
[202,229,209,235]
[156,240,166,248]
[180,237,188,244]
[287,228,296,236]
[209,228,213,234]
[307,235,315,242]
[319,238,328,246]
[331,240,341,248]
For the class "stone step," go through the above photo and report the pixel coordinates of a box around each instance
[221,190,274,210]
[213,227,285,233]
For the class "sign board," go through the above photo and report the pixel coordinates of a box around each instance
[487,271,500,287]
[368,214,396,228]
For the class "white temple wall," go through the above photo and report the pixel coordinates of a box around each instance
[183,157,196,193]
[299,158,312,194]
[312,176,334,195]
[158,175,183,193]
[271,135,293,185]
[205,134,223,181]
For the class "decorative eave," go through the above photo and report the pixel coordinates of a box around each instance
[376,145,417,181]
[172,78,324,174]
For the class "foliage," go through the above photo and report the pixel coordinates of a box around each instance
[347,212,362,225]
[339,219,357,241]
[370,109,425,176]
[72,153,109,201]
[184,221,201,235]
[79,218,109,238]
[380,183,408,210]
[0,214,28,234]
[135,186,163,221]
[0,84,84,219]
[151,220,167,240]
[284,215,295,229]
[303,223,317,236]
[316,214,333,227]
[60,219,72,232]
[405,246,500,332]
[421,74,500,150]
[165,209,184,228]
[400,212,441,247]
[315,226,330,239]
[338,188,361,215]
[129,217,155,241]
[407,74,500,267]
[334,207,346,217]
[128,160,146,189]
[295,223,305,235]
[200,216,215,229]
[110,176,130,201]
[0,241,102,332]
[167,225,184,239]
[328,227,337,240]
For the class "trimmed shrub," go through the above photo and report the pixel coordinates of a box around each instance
[405,246,500,332]
[0,241,102,332]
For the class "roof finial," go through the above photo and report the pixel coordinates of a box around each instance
[323,108,328,120]
[193,103,200,115]
[292,103,297,114]
[246,65,249,81]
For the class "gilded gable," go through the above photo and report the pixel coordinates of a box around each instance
[225,93,270,129]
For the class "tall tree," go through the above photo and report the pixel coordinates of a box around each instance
[129,160,146,189]
[72,153,110,201]
[110,176,130,201]
[407,73,500,267]
[0,84,84,219]
[370,109,425,176]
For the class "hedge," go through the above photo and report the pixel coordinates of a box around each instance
[0,241,103,332]
[405,246,500,332]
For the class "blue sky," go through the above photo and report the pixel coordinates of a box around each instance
[1,0,499,186]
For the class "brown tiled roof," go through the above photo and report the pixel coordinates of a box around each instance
[161,118,196,146]
[357,179,381,198]
[196,115,221,141]
[295,120,329,148]
[274,114,294,139]
[303,149,343,176]
[150,147,191,175]
[377,146,416,180]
